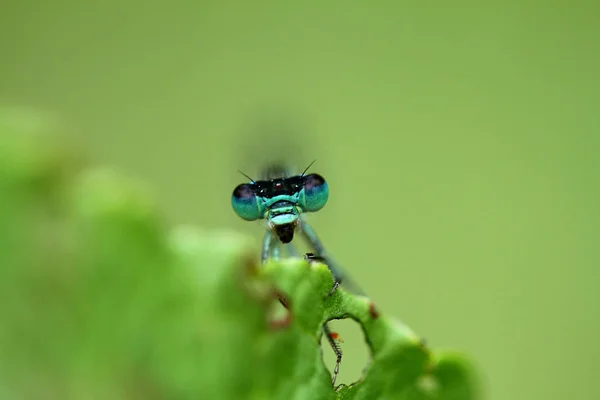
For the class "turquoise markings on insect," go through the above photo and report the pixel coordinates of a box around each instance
[300,175,329,212]
[231,172,329,243]
[230,184,266,221]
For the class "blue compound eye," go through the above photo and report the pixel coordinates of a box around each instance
[300,173,329,212]
[232,183,262,221]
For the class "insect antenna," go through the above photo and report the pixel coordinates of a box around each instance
[300,159,317,176]
[237,170,255,183]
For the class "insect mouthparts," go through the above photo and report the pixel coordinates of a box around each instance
[274,223,295,243]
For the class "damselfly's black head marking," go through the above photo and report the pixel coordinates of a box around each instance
[251,175,305,199]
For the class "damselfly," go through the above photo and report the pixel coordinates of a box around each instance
[231,162,362,386]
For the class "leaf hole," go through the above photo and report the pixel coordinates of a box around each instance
[321,318,371,386]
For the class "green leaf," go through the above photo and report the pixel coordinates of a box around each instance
[0,107,479,399]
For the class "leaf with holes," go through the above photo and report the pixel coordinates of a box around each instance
[258,258,480,399]
[0,107,480,399]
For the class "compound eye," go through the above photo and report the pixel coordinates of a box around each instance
[303,174,326,191]
[231,184,262,221]
[233,183,255,200]
[301,174,329,212]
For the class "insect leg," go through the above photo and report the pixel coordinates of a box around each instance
[298,219,344,295]
[261,230,274,264]
[323,323,343,387]
[300,218,366,296]
[271,241,281,261]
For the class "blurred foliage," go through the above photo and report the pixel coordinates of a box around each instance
[0,109,478,399]
[2,2,600,398]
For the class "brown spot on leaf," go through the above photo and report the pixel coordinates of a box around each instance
[243,254,259,275]
[237,254,266,302]
[369,302,380,319]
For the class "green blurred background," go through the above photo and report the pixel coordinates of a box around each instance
[1,1,598,399]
